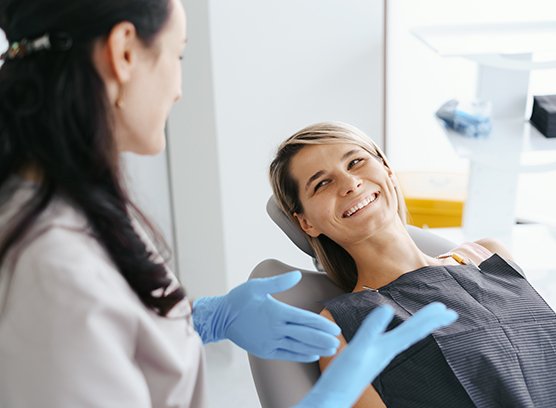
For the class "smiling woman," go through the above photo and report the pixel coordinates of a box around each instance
[290,144,397,243]
[270,122,407,292]
[269,121,556,408]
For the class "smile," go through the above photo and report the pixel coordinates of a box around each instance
[343,192,380,218]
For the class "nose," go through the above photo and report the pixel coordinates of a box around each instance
[339,172,362,196]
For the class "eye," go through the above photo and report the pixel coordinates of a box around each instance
[348,158,365,170]
[314,179,331,192]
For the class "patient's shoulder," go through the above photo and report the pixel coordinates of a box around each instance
[452,238,512,265]
[473,238,512,260]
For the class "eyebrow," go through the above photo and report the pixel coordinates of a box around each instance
[304,148,361,191]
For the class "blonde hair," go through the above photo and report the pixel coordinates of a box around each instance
[269,121,407,292]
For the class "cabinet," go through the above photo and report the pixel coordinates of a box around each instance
[413,21,556,239]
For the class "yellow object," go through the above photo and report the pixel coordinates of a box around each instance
[437,252,480,269]
[397,171,467,228]
[437,252,467,265]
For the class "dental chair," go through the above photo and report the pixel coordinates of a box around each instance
[248,196,457,408]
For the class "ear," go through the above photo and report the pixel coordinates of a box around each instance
[293,212,321,238]
[105,21,140,84]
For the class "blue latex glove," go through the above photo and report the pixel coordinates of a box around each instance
[295,302,458,408]
[192,271,341,362]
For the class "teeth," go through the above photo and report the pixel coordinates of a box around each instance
[344,193,378,217]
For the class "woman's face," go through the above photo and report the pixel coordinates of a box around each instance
[289,143,399,246]
[113,0,187,155]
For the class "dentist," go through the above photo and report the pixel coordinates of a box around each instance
[0,0,457,406]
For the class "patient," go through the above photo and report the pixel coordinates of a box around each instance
[269,121,556,408]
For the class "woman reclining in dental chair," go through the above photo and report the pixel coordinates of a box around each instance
[269,121,556,408]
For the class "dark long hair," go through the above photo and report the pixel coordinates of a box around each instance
[0,0,185,316]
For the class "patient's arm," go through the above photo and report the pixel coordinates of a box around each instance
[319,308,387,408]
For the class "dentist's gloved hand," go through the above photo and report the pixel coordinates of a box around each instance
[295,302,458,408]
[192,271,341,362]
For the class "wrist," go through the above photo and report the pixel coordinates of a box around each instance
[192,295,227,344]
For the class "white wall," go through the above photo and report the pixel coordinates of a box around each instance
[169,0,385,297]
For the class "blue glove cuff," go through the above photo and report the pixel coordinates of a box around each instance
[192,272,341,360]
[192,296,227,344]
[295,390,344,408]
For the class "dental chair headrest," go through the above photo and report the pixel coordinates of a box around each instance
[267,196,315,257]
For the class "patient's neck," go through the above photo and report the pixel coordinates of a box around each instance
[348,220,445,292]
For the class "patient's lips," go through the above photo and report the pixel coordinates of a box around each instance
[342,192,380,218]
